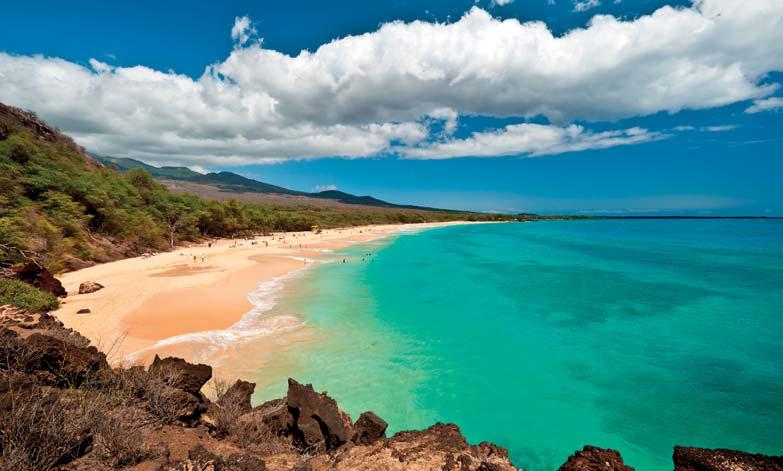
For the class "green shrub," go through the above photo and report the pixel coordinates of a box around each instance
[0,279,59,312]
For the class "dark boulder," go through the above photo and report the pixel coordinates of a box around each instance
[391,423,470,453]
[673,446,783,471]
[8,262,67,297]
[76,308,91,314]
[177,444,266,471]
[286,378,354,452]
[559,446,636,471]
[309,423,518,470]
[78,281,104,294]
[22,332,109,387]
[237,397,294,440]
[155,386,202,422]
[218,379,256,414]
[0,370,41,413]
[352,411,388,445]
[149,355,212,396]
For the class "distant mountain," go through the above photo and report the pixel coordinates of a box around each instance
[95,155,450,211]
[309,190,446,211]
[95,156,300,195]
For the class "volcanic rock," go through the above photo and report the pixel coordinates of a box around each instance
[218,379,256,414]
[286,378,354,452]
[149,355,212,396]
[172,444,266,471]
[558,446,635,470]
[353,411,388,445]
[237,397,294,440]
[306,422,518,471]
[18,332,109,387]
[7,262,66,297]
[673,446,783,471]
[78,281,104,294]
[159,386,202,422]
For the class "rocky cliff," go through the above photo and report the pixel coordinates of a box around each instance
[0,305,781,471]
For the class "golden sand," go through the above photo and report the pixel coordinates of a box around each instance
[53,222,476,369]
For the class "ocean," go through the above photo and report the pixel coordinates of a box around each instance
[251,220,783,470]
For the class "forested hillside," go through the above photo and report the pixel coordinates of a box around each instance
[0,104,505,272]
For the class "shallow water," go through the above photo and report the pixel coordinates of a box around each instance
[252,220,783,470]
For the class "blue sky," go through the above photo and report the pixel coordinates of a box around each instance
[1,0,781,214]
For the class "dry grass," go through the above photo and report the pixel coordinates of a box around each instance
[0,385,97,470]
[214,404,245,439]
[0,331,36,373]
[206,376,230,402]
[206,377,240,438]
[110,365,150,401]
[143,368,194,425]
[37,325,90,348]
[92,411,151,468]
[110,362,191,424]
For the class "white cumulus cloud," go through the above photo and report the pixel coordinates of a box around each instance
[0,0,781,166]
[573,0,601,12]
[401,124,664,159]
[745,96,783,114]
[231,16,257,47]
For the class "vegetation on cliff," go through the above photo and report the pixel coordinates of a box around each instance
[0,103,507,273]
[0,279,58,312]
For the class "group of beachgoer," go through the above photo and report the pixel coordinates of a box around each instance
[340,252,374,263]
[163,227,384,268]
[178,252,207,263]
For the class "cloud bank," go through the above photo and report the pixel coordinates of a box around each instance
[0,0,781,166]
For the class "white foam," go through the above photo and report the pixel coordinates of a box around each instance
[124,270,308,364]
[283,255,332,265]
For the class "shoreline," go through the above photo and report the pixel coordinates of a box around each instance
[52,221,483,368]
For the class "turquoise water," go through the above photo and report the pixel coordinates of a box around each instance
[254,220,783,470]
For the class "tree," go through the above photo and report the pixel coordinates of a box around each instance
[158,200,195,249]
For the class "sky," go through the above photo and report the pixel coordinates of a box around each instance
[1,0,782,215]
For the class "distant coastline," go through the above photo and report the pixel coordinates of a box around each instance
[518,214,782,221]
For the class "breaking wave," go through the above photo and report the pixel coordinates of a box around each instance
[124,270,307,364]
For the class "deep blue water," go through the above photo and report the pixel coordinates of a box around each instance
[255,220,783,470]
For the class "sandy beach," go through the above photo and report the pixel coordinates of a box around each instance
[53,222,475,370]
